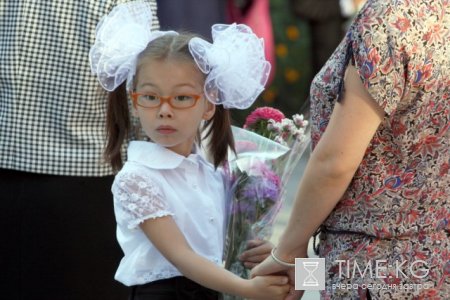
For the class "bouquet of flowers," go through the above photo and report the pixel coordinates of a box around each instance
[223,107,310,299]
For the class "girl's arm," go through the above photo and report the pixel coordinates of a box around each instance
[140,216,290,300]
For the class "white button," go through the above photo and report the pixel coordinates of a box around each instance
[209,217,214,222]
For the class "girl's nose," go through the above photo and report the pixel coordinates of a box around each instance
[157,102,173,119]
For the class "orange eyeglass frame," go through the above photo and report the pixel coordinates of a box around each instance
[130,92,202,109]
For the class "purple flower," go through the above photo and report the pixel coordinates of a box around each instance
[232,200,256,215]
[239,176,280,206]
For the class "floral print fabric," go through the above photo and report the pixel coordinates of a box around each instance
[309,0,450,298]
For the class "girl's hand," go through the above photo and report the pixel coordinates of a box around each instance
[245,275,290,300]
[239,239,273,269]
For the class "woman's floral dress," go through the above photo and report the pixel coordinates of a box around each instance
[310,0,450,298]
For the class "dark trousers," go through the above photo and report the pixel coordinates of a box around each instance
[0,169,129,300]
[130,276,219,300]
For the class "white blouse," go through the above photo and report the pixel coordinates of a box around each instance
[112,141,226,286]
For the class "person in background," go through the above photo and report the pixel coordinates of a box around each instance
[290,0,346,76]
[231,0,314,126]
[156,0,227,40]
[253,0,450,299]
[0,1,158,299]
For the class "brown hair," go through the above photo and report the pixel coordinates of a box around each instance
[104,33,235,172]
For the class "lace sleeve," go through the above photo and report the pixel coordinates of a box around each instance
[112,171,174,229]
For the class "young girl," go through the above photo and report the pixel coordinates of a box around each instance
[89,2,289,300]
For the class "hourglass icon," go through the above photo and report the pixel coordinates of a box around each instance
[295,258,325,290]
[302,261,319,286]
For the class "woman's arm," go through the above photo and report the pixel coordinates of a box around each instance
[251,64,385,279]
[277,64,385,260]
[140,216,289,300]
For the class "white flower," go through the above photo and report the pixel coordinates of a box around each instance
[268,119,282,133]
[293,114,307,127]
[281,118,295,132]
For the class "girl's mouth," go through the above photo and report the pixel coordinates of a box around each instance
[156,125,177,134]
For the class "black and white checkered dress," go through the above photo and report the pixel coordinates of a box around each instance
[0,0,159,176]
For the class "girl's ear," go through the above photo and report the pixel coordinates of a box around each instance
[202,100,216,121]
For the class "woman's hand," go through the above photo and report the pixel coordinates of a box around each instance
[239,239,273,269]
[239,240,299,299]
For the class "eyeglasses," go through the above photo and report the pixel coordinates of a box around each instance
[130,92,202,109]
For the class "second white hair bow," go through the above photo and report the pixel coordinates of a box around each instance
[189,23,271,109]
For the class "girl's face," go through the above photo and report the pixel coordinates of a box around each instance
[132,58,215,157]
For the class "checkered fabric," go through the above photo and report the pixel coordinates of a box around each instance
[0,0,159,176]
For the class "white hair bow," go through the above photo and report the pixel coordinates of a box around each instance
[89,1,176,91]
[189,23,271,109]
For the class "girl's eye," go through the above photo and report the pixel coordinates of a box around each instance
[174,95,194,101]
[141,94,158,101]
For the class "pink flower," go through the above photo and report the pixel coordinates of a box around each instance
[244,107,285,128]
